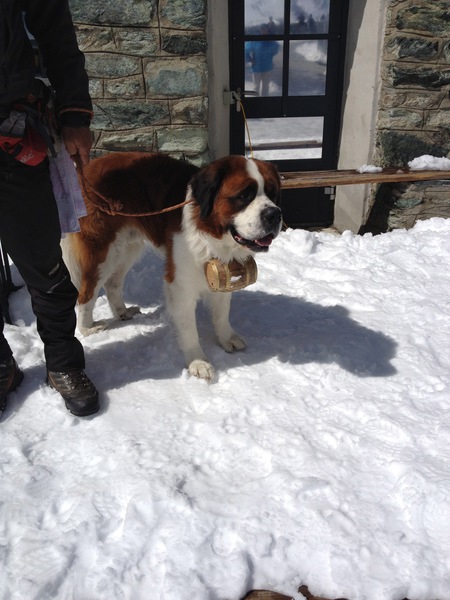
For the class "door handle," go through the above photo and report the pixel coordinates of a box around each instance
[223,88,259,112]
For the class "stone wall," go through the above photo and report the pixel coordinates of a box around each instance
[69,0,209,165]
[68,0,449,231]
[363,0,450,233]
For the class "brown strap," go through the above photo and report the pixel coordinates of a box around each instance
[75,158,193,217]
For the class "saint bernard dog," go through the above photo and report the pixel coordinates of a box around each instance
[62,152,282,380]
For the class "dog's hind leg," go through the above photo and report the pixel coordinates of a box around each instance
[77,278,109,336]
[103,235,145,321]
[104,267,141,321]
[207,291,246,353]
[99,231,144,322]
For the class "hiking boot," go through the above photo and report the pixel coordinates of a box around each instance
[0,357,24,414]
[47,369,99,417]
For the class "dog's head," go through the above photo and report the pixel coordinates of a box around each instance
[188,155,282,252]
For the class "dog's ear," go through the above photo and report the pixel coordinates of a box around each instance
[268,164,282,207]
[257,159,282,207]
[274,180,282,207]
[189,164,228,219]
[271,165,282,207]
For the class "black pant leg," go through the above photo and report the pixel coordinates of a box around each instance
[0,152,85,371]
[0,302,13,362]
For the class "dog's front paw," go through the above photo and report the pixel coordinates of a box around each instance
[220,333,246,353]
[119,306,141,321]
[78,320,109,336]
[188,359,215,381]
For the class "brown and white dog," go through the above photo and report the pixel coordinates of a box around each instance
[62,152,282,380]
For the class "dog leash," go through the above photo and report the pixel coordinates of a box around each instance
[74,93,254,217]
[74,157,193,217]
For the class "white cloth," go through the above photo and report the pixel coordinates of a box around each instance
[49,144,87,234]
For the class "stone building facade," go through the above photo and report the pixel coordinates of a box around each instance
[363,1,450,233]
[69,0,209,165]
[68,0,449,232]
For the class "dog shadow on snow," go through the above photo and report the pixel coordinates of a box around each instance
[226,289,397,375]
[84,287,398,392]
[5,263,398,395]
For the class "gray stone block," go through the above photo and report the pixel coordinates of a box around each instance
[69,0,157,27]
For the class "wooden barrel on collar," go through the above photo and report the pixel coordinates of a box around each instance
[205,257,258,292]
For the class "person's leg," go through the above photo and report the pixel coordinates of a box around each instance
[0,299,20,414]
[0,303,13,363]
[0,152,98,416]
[253,72,263,95]
[0,156,85,371]
[0,154,14,364]
[0,154,23,411]
[260,71,271,96]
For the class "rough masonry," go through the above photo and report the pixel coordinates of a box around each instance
[68,0,449,231]
[69,0,209,165]
[364,0,450,233]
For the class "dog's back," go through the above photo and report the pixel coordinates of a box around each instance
[63,152,198,335]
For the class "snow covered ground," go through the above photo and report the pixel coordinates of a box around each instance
[2,218,450,600]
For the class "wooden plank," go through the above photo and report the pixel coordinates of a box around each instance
[280,168,450,189]
[242,591,293,600]
[247,140,322,151]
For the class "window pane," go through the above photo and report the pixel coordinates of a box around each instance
[289,40,328,96]
[290,0,330,34]
[245,41,283,97]
[245,0,284,34]
[245,117,324,160]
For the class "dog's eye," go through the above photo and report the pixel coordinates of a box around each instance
[238,192,252,201]
[234,188,255,204]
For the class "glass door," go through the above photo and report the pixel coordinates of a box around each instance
[229,0,349,227]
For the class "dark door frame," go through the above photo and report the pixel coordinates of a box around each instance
[228,0,349,227]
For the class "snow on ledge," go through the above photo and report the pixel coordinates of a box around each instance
[357,156,450,173]
[357,164,383,173]
[408,155,450,171]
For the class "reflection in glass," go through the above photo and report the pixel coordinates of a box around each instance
[244,0,284,34]
[246,117,324,160]
[245,41,283,97]
[289,40,327,96]
[290,0,330,34]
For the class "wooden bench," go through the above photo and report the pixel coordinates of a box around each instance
[280,168,450,189]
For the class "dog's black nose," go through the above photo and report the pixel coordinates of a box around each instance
[262,206,282,228]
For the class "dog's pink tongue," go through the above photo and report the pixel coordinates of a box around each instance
[255,234,273,247]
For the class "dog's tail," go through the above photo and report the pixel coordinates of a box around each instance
[61,235,82,291]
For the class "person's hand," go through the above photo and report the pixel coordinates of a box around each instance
[61,126,92,166]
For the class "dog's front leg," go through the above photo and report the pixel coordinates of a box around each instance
[207,291,246,353]
[164,282,214,381]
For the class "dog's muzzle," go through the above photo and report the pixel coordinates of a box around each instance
[230,206,282,253]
